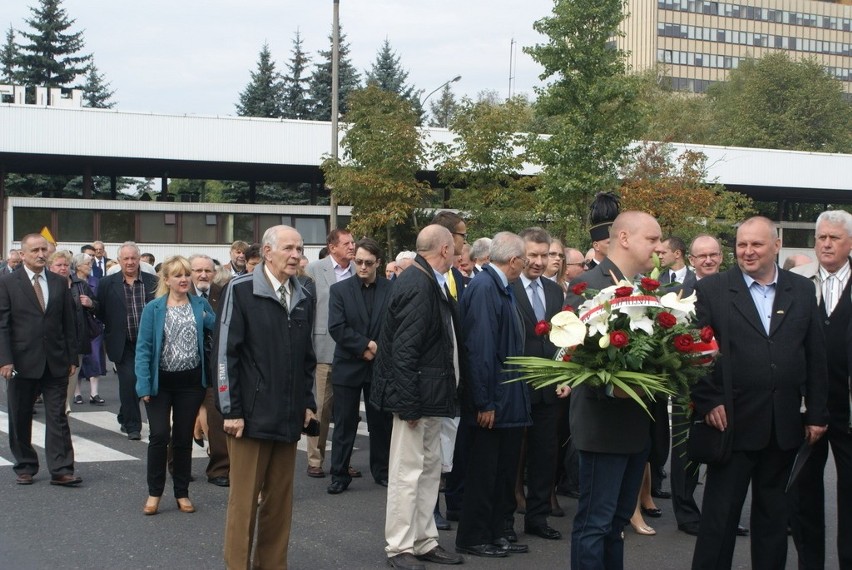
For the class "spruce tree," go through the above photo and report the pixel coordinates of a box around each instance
[235,42,283,118]
[307,27,361,121]
[281,30,311,120]
[81,61,115,108]
[429,84,458,128]
[16,0,90,102]
[1,26,18,83]
[365,39,423,118]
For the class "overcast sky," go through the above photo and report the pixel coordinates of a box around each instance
[5,0,557,116]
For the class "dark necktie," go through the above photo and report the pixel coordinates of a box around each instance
[201,290,208,299]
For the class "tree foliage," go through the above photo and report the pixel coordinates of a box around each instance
[525,0,642,248]
[281,30,311,120]
[307,27,361,121]
[434,96,540,239]
[365,39,423,121]
[428,84,458,128]
[321,85,429,254]
[16,0,90,101]
[707,53,852,153]
[235,42,283,118]
[2,25,18,83]
[635,68,714,144]
[619,142,754,243]
[81,61,115,108]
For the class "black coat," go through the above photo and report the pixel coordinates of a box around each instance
[96,271,158,363]
[691,266,829,451]
[371,255,461,420]
[328,275,391,388]
[70,274,98,355]
[0,268,78,378]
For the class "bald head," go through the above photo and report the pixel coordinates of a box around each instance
[416,225,454,273]
[607,211,663,277]
[689,235,723,279]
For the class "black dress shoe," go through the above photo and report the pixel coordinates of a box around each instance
[455,544,507,558]
[50,474,82,486]
[678,523,700,536]
[15,473,33,485]
[434,512,452,530]
[416,545,463,564]
[524,524,562,540]
[641,505,663,518]
[387,553,426,570]
[650,489,672,499]
[327,480,349,494]
[493,537,529,553]
[375,478,389,487]
[128,431,142,441]
[556,486,581,499]
[736,525,750,537]
[503,527,518,542]
[208,476,230,487]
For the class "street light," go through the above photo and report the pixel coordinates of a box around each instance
[329,0,340,230]
[421,75,462,107]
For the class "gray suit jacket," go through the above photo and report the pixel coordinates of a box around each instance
[306,256,354,363]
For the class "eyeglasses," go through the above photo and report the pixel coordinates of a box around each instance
[354,259,376,267]
[512,256,530,268]
[452,231,467,241]
[689,253,721,262]
[548,252,566,259]
[566,262,586,267]
[192,268,215,274]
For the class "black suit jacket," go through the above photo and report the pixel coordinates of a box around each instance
[0,268,78,378]
[96,271,158,363]
[513,276,565,405]
[192,282,223,314]
[564,257,651,454]
[662,267,697,297]
[692,266,829,451]
[329,276,391,388]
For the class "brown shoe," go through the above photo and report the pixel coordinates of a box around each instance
[143,496,161,516]
[15,473,33,485]
[307,465,326,478]
[348,465,362,478]
[387,553,426,570]
[49,474,82,486]
[176,498,196,513]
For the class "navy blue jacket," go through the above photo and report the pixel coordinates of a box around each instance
[459,264,531,428]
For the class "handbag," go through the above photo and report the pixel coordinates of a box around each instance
[687,271,734,466]
[85,312,104,340]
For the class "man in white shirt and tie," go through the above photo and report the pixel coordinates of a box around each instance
[91,241,109,279]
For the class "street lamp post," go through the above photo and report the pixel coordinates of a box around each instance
[329,0,340,230]
[421,75,462,107]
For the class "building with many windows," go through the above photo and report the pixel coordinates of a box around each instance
[618,0,852,95]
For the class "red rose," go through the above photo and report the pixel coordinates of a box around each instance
[656,312,677,329]
[640,277,660,292]
[699,326,714,344]
[562,353,572,362]
[571,282,588,295]
[534,320,551,336]
[614,286,633,298]
[673,334,694,352]
[610,330,629,348]
[562,305,573,312]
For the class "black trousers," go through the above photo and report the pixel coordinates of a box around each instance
[7,367,75,477]
[671,401,701,526]
[692,445,795,570]
[524,400,562,527]
[456,425,524,547]
[116,340,142,433]
[444,418,472,514]
[330,382,392,484]
[649,395,671,492]
[792,425,852,570]
[143,367,204,498]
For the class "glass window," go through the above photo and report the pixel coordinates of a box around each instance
[139,212,177,243]
[57,209,94,242]
[182,213,218,244]
[13,208,52,240]
[100,211,136,243]
[258,215,293,236]
[232,214,255,243]
[294,218,327,245]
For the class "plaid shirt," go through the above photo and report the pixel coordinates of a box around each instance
[123,277,147,343]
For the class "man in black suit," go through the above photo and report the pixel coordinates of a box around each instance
[0,234,80,485]
[327,238,392,494]
[512,227,569,541]
[790,210,852,570]
[565,211,665,569]
[691,217,828,570]
[189,253,229,486]
[90,241,109,279]
[97,241,157,440]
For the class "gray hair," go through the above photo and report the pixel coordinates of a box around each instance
[261,225,301,250]
[815,210,852,237]
[489,232,525,264]
[470,237,492,262]
[71,252,91,271]
[188,253,214,266]
[395,250,416,263]
[118,241,140,258]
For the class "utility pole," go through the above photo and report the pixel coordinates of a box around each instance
[329,0,340,230]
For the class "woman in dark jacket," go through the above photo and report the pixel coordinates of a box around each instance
[70,252,105,405]
[135,255,215,516]
[48,251,98,414]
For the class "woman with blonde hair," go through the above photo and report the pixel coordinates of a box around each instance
[135,256,215,515]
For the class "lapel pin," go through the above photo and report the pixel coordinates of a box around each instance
[776,310,784,314]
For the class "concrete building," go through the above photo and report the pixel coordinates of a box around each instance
[618,0,852,95]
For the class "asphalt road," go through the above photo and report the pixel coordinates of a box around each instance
[0,372,839,569]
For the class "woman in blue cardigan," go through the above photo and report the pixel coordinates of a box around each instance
[136,256,216,515]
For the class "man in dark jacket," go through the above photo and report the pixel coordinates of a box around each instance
[371,225,464,570]
[214,225,318,570]
[455,232,532,558]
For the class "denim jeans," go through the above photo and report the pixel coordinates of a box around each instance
[571,440,650,570]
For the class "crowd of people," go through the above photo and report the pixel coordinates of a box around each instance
[1,204,849,570]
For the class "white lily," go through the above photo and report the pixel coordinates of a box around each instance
[582,307,611,337]
[617,304,656,335]
[660,291,698,322]
[549,310,587,348]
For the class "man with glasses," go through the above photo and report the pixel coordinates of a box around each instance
[563,248,587,282]
[91,241,109,279]
[327,238,393,494]
[688,236,724,280]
